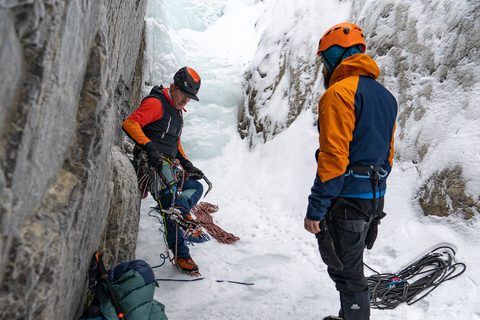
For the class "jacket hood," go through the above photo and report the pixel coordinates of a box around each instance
[329,54,380,86]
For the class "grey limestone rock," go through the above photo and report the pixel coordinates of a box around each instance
[0,0,148,318]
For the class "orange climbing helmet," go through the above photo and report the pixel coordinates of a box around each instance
[317,22,366,55]
[174,66,201,101]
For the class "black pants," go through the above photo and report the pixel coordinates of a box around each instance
[326,196,385,320]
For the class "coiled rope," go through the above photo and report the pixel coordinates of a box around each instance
[366,245,466,310]
[191,202,240,244]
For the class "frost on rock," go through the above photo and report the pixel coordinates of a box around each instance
[418,166,479,220]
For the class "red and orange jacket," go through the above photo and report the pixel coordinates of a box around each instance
[306,54,397,221]
[122,86,189,162]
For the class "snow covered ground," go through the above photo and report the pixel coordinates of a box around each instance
[136,0,480,319]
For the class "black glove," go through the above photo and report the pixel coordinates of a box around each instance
[315,219,344,271]
[365,212,386,250]
[143,143,163,173]
[182,161,204,180]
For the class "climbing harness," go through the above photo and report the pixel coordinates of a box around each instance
[365,245,466,309]
[345,164,388,201]
[344,163,389,229]
[135,150,212,204]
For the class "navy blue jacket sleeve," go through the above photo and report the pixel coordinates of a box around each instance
[306,174,345,221]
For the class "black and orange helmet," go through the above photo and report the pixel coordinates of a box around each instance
[317,22,366,56]
[174,67,201,101]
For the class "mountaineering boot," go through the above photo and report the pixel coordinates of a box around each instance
[339,290,370,320]
[323,316,343,320]
[176,256,200,275]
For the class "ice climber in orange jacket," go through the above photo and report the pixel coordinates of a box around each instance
[304,23,397,320]
[123,67,204,275]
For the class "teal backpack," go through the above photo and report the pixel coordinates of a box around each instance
[79,252,168,320]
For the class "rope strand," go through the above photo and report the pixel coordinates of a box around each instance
[191,202,239,244]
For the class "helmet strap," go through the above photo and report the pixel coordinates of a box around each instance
[320,52,333,75]
[330,47,350,72]
[320,48,348,74]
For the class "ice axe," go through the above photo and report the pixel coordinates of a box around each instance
[186,173,213,198]
[94,250,125,319]
[202,175,213,198]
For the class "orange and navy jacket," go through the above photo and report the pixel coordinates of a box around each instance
[306,54,397,221]
[122,86,189,162]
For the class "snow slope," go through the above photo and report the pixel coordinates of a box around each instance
[136,0,480,319]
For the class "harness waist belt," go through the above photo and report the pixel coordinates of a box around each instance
[346,164,382,174]
[345,164,388,179]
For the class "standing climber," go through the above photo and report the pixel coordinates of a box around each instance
[304,23,397,320]
[123,67,205,275]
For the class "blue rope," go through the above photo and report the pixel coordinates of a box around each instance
[156,277,205,282]
[150,253,169,269]
[155,278,254,285]
[216,280,255,285]
[148,208,166,235]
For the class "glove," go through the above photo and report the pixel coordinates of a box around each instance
[143,143,163,173]
[365,212,386,250]
[182,161,204,180]
[315,219,344,271]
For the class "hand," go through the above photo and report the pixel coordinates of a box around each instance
[365,222,378,250]
[304,217,321,234]
[144,143,163,173]
[365,212,386,250]
[183,161,204,180]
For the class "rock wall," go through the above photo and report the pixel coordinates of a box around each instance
[0,0,148,319]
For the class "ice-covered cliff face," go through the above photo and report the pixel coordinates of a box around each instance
[0,1,147,319]
[353,0,480,218]
[240,0,480,218]
[238,0,351,144]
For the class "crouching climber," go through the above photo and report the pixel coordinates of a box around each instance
[123,67,205,275]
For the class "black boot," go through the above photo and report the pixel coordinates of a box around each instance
[322,316,343,320]
[339,290,370,320]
